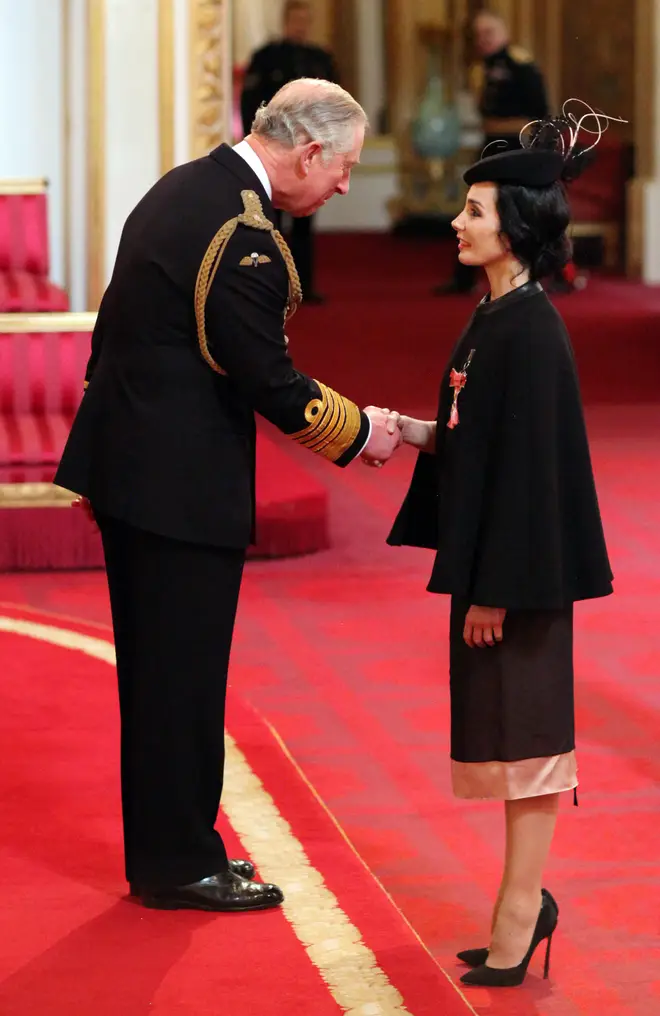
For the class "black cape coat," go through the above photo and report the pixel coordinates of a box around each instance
[388,282,613,610]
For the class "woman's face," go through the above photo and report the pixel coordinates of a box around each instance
[451,182,509,267]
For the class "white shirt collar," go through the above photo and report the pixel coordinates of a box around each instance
[232,139,273,200]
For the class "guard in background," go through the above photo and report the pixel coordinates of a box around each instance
[435,11,565,295]
[241,0,338,304]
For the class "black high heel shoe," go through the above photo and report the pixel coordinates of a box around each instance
[460,890,559,988]
[457,888,557,968]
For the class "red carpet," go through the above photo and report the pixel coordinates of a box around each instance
[0,607,469,1015]
[0,235,659,1014]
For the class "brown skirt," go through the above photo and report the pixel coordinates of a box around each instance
[449,597,577,800]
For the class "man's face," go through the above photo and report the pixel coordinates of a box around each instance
[284,125,365,217]
[284,6,312,44]
[473,14,508,57]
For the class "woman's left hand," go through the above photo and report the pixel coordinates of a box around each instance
[464,605,507,648]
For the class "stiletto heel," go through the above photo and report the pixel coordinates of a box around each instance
[460,890,559,988]
[456,888,557,969]
[543,931,553,979]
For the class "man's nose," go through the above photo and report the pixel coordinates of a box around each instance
[336,178,350,196]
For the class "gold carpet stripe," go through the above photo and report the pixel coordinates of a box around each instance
[262,717,479,1016]
[222,735,412,1014]
[0,615,117,663]
[0,614,437,1016]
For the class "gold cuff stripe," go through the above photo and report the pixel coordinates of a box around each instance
[194,190,303,376]
[291,381,363,462]
[297,386,343,451]
[303,395,349,456]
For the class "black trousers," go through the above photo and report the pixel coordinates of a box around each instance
[275,210,316,297]
[98,514,245,887]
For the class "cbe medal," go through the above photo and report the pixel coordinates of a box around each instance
[447,349,475,429]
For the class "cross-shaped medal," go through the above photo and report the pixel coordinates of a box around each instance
[447,349,475,429]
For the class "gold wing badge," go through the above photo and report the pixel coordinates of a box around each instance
[195,189,302,376]
[239,252,272,267]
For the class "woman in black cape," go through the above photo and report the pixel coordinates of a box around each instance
[387,104,618,988]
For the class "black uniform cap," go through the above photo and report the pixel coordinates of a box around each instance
[463,149,566,188]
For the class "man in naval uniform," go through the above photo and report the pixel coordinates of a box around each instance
[435,10,550,295]
[55,79,400,913]
[241,0,338,303]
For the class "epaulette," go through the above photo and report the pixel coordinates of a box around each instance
[508,45,534,64]
[195,190,302,376]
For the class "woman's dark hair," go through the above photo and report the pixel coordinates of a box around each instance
[496,181,571,281]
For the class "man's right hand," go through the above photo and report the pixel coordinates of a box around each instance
[361,407,402,467]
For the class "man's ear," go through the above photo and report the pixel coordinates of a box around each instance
[300,141,323,175]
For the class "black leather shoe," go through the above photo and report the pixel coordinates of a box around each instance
[228,858,256,880]
[456,890,557,968]
[133,871,284,912]
[129,857,256,897]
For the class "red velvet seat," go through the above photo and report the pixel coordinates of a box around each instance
[0,314,94,482]
[0,270,69,313]
[568,138,631,269]
[0,182,70,312]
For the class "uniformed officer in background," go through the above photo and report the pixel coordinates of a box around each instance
[241,0,338,303]
[434,10,551,295]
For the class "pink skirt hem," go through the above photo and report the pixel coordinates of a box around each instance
[451,750,578,801]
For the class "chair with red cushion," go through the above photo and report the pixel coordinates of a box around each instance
[0,180,70,312]
[0,312,94,483]
[568,138,631,270]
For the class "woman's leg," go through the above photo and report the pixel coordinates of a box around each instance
[489,804,513,933]
[487,793,560,968]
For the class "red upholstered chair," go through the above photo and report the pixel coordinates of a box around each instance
[0,312,95,483]
[568,138,630,269]
[0,179,70,312]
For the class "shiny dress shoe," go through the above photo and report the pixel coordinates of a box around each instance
[456,889,557,968]
[460,889,559,987]
[129,857,256,897]
[227,858,256,880]
[133,871,284,912]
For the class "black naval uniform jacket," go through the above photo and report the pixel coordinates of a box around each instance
[241,40,338,134]
[54,145,370,549]
[388,283,614,610]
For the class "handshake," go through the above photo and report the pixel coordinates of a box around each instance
[360,406,435,467]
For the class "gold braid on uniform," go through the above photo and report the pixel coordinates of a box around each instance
[290,380,362,463]
[194,189,303,375]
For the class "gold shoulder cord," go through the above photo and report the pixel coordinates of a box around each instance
[194,190,362,463]
[194,189,302,375]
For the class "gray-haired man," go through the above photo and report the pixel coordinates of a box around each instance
[55,79,400,913]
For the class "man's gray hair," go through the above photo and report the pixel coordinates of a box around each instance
[251,79,367,160]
